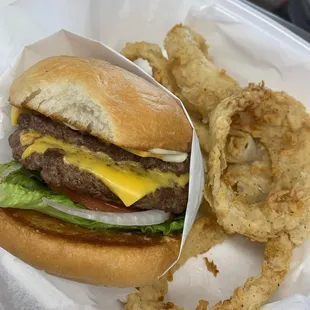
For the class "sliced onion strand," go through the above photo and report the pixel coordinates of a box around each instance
[226,130,258,164]
[0,162,22,181]
[42,198,171,226]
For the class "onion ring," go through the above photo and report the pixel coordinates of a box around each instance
[206,83,310,244]
[209,233,292,310]
[164,24,240,120]
[121,41,176,92]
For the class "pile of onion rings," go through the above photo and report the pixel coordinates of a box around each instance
[121,23,309,310]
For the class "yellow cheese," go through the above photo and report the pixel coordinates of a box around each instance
[12,105,187,163]
[11,107,21,126]
[21,130,189,207]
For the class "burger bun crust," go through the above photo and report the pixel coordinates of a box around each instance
[9,56,192,152]
[0,209,180,287]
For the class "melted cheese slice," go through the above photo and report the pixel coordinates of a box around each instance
[20,130,189,207]
[11,107,22,126]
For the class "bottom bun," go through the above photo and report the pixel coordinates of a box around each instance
[0,209,181,287]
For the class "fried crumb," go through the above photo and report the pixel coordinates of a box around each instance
[164,302,182,309]
[167,270,174,282]
[204,257,219,277]
[196,299,209,310]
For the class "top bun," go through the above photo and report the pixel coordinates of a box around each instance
[9,56,192,152]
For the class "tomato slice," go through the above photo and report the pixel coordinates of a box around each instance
[50,185,139,213]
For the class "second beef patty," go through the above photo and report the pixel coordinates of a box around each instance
[9,113,189,214]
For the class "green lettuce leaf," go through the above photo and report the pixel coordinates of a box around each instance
[0,161,184,235]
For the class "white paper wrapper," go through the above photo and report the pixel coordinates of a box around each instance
[0,27,204,271]
[0,0,310,309]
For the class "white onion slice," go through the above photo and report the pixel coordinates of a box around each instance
[42,198,171,226]
[148,149,188,163]
[0,162,22,181]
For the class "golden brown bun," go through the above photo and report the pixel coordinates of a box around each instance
[9,56,192,152]
[0,209,181,287]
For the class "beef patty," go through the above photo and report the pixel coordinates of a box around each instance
[9,113,189,214]
[17,113,189,175]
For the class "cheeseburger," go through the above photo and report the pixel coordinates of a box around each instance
[0,56,192,287]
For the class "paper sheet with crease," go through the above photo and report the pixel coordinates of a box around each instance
[0,0,310,309]
[0,23,204,292]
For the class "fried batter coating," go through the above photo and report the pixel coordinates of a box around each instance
[192,117,212,155]
[206,83,310,244]
[197,300,209,310]
[209,233,292,310]
[126,226,292,310]
[164,24,240,120]
[204,258,219,277]
[121,41,177,93]
[174,201,226,270]
[122,25,306,310]
[121,25,240,120]
[124,276,183,310]
[125,202,226,310]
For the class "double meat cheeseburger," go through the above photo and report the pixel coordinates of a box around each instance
[0,56,192,287]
